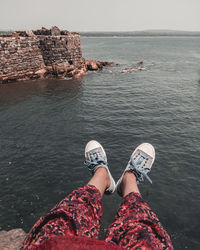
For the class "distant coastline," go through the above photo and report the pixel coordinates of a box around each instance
[1,30,200,37]
[80,30,200,37]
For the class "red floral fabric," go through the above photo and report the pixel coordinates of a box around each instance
[21,185,173,249]
[31,235,123,250]
[105,192,173,249]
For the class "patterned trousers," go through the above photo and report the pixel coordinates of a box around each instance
[22,185,173,249]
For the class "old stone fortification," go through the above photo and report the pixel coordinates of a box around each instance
[0,26,113,83]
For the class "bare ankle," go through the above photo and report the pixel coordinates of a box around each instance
[122,171,137,183]
[121,171,140,197]
[95,167,110,188]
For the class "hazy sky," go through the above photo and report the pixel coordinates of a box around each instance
[1,0,200,31]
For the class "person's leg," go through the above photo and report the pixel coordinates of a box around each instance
[21,176,104,248]
[120,171,140,197]
[88,167,110,196]
[105,143,173,249]
[22,140,115,249]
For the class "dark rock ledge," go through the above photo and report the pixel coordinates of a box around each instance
[0,26,114,84]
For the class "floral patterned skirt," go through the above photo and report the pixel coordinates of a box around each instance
[21,185,173,249]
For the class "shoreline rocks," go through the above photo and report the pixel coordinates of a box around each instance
[0,229,26,250]
[86,60,114,71]
[0,26,114,84]
[121,61,146,73]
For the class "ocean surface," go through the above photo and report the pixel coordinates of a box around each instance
[0,36,200,249]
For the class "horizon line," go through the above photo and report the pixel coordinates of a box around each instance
[0,28,200,33]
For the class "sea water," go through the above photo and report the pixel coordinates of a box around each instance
[0,35,200,249]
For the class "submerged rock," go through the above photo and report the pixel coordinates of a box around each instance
[86,59,115,71]
[121,67,135,73]
[121,61,146,73]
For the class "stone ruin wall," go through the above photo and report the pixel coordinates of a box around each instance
[0,27,85,83]
[0,26,114,84]
[0,36,45,82]
[38,33,84,67]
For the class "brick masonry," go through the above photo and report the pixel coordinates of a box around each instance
[0,36,45,82]
[0,27,114,84]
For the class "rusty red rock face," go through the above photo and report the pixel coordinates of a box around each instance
[0,26,114,84]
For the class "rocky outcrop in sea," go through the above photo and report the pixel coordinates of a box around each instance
[0,26,114,83]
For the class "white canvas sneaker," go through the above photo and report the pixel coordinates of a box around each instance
[84,140,116,194]
[116,143,155,196]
